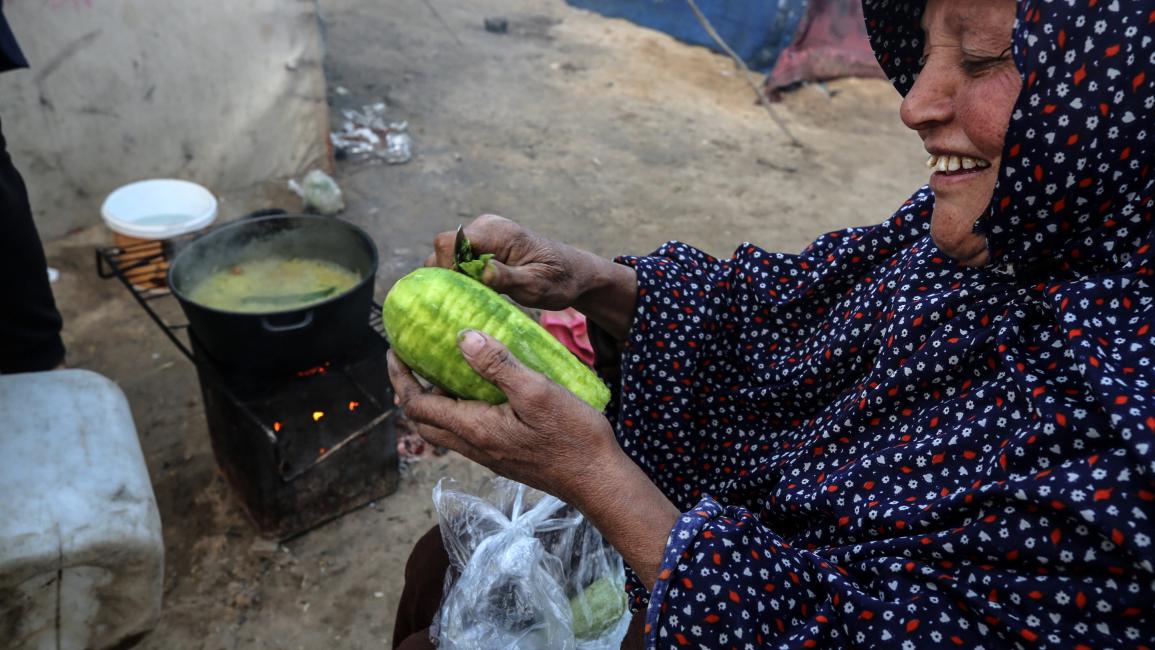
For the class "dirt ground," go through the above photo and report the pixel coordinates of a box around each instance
[41,0,931,647]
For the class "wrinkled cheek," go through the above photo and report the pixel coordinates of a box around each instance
[963,70,1022,160]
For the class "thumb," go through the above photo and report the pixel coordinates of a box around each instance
[457,329,537,399]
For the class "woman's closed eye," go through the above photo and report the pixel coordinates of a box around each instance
[917,46,1013,76]
[960,46,1013,76]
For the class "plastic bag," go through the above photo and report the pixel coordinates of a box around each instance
[432,477,631,650]
[287,169,345,216]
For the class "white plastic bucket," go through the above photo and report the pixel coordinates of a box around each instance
[101,179,218,240]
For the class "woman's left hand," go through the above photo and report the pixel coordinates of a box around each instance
[387,329,620,505]
[390,329,682,589]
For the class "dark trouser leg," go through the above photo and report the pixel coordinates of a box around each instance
[392,525,646,649]
[392,526,451,649]
[0,117,64,373]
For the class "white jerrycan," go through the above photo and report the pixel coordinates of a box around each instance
[0,369,163,649]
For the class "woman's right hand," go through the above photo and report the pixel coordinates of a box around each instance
[426,214,594,311]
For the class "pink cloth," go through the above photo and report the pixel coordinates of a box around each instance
[539,308,595,367]
[764,0,885,91]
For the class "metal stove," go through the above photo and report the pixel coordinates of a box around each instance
[97,234,399,540]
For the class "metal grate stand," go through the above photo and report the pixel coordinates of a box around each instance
[96,238,195,359]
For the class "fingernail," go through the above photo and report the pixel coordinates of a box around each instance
[457,329,485,356]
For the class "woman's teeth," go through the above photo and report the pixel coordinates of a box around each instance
[926,155,990,173]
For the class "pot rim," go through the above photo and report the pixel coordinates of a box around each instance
[167,213,379,317]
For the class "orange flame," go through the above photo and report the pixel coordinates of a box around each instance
[273,421,282,432]
[312,411,325,422]
[348,401,360,411]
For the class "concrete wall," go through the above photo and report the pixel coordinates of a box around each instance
[0,0,331,240]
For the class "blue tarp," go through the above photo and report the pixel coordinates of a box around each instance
[564,0,809,72]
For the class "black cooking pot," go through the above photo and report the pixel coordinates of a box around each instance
[169,214,379,372]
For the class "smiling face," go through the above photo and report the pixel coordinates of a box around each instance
[900,0,1022,266]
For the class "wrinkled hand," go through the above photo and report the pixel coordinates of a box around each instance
[390,331,680,590]
[426,214,594,311]
[387,329,621,504]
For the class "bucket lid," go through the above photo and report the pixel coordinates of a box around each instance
[101,179,218,240]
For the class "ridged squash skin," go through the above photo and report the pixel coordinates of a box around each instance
[382,267,610,411]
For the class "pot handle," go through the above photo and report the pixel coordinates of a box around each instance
[260,311,315,333]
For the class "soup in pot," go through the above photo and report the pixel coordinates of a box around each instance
[187,257,361,312]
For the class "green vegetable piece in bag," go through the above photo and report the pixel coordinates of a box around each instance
[569,576,627,640]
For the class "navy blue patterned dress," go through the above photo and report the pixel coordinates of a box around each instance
[604,2,1155,647]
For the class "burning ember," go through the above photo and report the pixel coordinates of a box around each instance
[312,411,325,422]
[297,363,330,378]
[348,401,360,411]
[273,421,283,432]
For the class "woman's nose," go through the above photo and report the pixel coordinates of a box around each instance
[901,59,955,132]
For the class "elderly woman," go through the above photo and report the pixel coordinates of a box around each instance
[390,0,1155,646]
